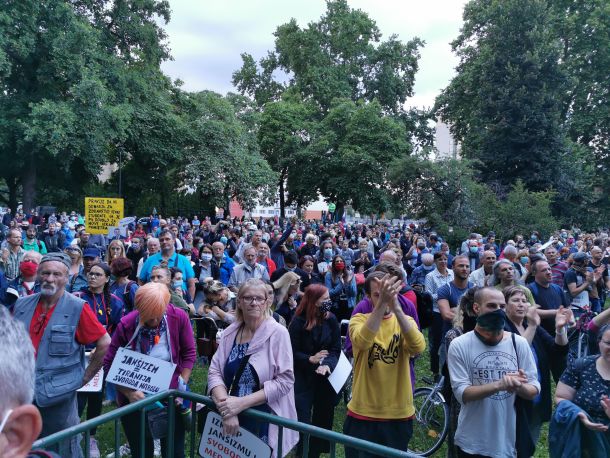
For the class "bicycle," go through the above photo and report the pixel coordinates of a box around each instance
[567,303,596,361]
[408,375,449,456]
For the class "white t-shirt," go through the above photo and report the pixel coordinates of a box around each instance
[448,331,540,458]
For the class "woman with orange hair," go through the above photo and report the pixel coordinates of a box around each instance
[103,282,196,458]
[288,284,341,458]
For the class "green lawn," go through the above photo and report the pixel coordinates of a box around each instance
[89,326,556,457]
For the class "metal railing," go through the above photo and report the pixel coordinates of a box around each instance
[33,390,417,457]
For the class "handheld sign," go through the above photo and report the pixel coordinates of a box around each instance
[327,351,353,394]
[85,197,124,235]
[199,411,272,458]
[106,347,176,394]
[77,368,104,393]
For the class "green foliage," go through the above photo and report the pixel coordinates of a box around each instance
[233,0,429,215]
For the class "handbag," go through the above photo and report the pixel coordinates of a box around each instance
[197,352,251,434]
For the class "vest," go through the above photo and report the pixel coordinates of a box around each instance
[13,292,86,407]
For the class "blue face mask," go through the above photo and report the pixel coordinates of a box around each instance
[423,264,435,271]
[469,246,478,254]
[520,256,529,265]
[172,281,182,290]
[324,248,333,259]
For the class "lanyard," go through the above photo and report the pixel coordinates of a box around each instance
[92,292,108,326]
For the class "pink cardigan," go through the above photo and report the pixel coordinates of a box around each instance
[207,317,299,457]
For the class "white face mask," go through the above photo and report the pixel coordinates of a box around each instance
[0,409,12,435]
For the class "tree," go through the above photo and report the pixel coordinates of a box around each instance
[233,0,429,215]
[436,0,567,195]
[0,0,171,211]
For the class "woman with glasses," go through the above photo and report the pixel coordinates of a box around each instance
[207,278,299,457]
[74,262,124,454]
[288,284,341,458]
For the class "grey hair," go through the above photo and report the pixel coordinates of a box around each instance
[0,306,35,412]
[421,253,434,265]
[503,245,518,258]
[489,259,515,286]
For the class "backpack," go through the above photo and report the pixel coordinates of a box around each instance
[413,289,434,329]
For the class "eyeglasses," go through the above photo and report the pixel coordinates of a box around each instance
[87,272,105,278]
[241,296,266,305]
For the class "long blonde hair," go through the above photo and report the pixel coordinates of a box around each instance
[272,272,301,304]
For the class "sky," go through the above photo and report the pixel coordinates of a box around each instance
[159,0,468,110]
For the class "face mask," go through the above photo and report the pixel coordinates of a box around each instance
[476,309,506,332]
[20,260,38,277]
[469,246,478,254]
[201,253,213,262]
[423,264,435,271]
[220,236,228,245]
[335,261,345,271]
[531,235,538,241]
[132,242,140,249]
[258,251,266,258]
[561,232,567,238]
[520,256,529,265]
[319,300,333,314]
[286,266,296,272]
[172,281,182,289]
[324,248,333,259]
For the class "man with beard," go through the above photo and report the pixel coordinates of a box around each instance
[447,287,539,457]
[43,223,66,253]
[12,252,110,457]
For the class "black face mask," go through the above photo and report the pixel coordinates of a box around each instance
[474,309,506,346]
[319,300,333,314]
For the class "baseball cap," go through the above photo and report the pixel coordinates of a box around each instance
[83,247,101,259]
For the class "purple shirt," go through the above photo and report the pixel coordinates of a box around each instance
[103,304,196,407]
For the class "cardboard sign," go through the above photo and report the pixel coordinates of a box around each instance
[77,368,104,393]
[85,197,124,235]
[106,347,176,394]
[199,411,272,458]
[328,351,353,394]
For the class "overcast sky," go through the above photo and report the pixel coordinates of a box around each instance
[160,0,468,110]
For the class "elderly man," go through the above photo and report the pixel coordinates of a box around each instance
[210,240,235,286]
[139,229,196,299]
[13,253,110,457]
[0,306,54,457]
[136,236,160,278]
[409,253,436,290]
[228,246,269,292]
[468,250,496,287]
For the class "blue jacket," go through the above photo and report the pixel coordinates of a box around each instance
[213,252,235,286]
[325,272,357,309]
[549,400,610,458]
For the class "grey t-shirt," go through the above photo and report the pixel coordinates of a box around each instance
[448,331,540,457]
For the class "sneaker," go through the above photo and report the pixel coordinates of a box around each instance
[154,439,161,457]
[89,437,100,458]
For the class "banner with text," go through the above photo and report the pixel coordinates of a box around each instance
[199,411,272,458]
[106,347,176,394]
[85,197,124,235]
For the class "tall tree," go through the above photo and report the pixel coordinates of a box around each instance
[436,0,567,194]
[233,0,428,215]
[0,0,171,211]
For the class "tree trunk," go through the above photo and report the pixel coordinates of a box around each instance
[279,171,286,219]
[7,176,18,213]
[335,202,345,223]
[22,156,37,212]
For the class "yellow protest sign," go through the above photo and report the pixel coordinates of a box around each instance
[85,197,124,234]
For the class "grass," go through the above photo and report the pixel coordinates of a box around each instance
[89,328,557,457]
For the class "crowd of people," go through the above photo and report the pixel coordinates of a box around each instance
[1,208,610,458]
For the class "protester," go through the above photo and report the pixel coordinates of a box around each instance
[3,250,42,309]
[106,239,126,265]
[325,255,357,322]
[551,324,610,456]
[447,287,540,457]
[289,284,341,458]
[149,265,194,317]
[297,255,323,291]
[273,271,302,325]
[503,285,572,448]
[207,279,299,456]
[0,229,26,281]
[197,279,236,326]
[109,256,139,313]
[344,271,425,455]
[228,246,270,291]
[13,252,110,457]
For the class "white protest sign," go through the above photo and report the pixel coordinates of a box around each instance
[328,351,352,394]
[106,347,176,394]
[119,216,135,237]
[78,368,104,393]
[199,411,272,458]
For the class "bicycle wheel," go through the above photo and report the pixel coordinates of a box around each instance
[408,387,449,456]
